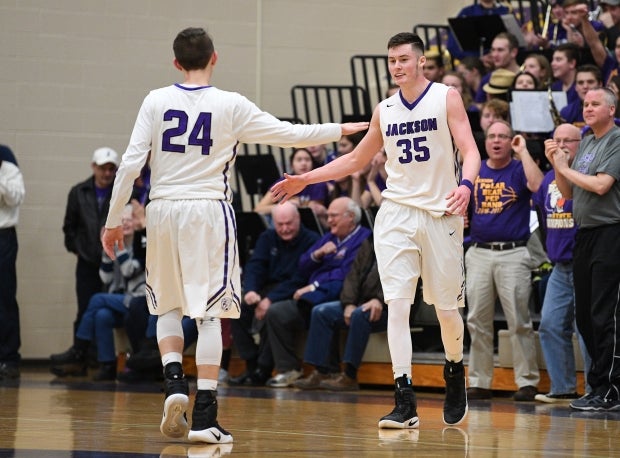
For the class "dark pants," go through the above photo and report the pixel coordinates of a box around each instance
[573,223,620,396]
[74,256,102,340]
[230,301,273,371]
[0,228,20,364]
[124,296,198,351]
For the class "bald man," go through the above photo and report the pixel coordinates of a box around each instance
[527,124,590,403]
[229,201,320,386]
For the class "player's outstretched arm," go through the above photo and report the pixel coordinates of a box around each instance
[271,109,381,203]
[341,122,370,135]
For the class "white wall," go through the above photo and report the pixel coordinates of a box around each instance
[0,0,469,358]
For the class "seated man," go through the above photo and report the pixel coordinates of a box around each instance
[264,197,372,387]
[294,236,387,391]
[50,204,146,381]
[229,201,320,386]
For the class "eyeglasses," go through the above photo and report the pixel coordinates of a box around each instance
[486,134,512,141]
[553,138,580,145]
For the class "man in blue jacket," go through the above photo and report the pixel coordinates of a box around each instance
[228,201,320,386]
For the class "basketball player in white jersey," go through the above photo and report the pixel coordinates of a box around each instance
[272,32,481,428]
[101,27,368,444]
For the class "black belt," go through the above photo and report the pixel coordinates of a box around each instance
[0,227,15,234]
[472,241,527,251]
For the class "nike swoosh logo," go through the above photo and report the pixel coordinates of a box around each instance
[387,104,394,107]
[449,229,456,236]
[211,430,221,441]
[408,419,417,426]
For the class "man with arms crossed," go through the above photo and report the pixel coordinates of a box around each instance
[272,32,481,427]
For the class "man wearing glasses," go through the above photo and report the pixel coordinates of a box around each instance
[529,124,591,403]
[466,120,544,402]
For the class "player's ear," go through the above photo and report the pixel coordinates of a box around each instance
[173,59,184,71]
[211,51,218,67]
[418,55,426,67]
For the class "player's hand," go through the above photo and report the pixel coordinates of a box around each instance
[341,122,369,135]
[271,173,307,203]
[445,185,470,217]
[101,226,124,260]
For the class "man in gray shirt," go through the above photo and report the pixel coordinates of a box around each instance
[549,87,620,411]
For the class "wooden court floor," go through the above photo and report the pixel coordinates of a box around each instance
[1,366,619,457]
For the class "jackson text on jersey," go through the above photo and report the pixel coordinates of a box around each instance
[384,118,438,136]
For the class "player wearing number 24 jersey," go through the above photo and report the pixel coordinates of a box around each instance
[101,27,367,445]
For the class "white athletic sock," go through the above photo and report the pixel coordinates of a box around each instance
[387,298,413,378]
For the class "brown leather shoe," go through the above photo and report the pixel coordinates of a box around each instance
[294,370,331,390]
[466,387,493,400]
[319,373,359,391]
[514,385,538,402]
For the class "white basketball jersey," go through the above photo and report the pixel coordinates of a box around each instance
[380,82,459,217]
[106,84,340,227]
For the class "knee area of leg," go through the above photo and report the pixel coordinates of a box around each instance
[157,310,184,340]
[196,316,221,332]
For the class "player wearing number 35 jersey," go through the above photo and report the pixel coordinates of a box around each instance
[271,32,481,429]
[101,27,368,445]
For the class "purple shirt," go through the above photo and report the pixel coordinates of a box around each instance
[551,80,579,105]
[298,225,371,285]
[532,170,576,263]
[300,182,329,206]
[469,159,531,243]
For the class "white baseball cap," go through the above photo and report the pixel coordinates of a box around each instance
[92,147,119,167]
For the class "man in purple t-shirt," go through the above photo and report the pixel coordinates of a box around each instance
[465,120,544,402]
[529,123,591,403]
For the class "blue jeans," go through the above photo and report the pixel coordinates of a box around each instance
[146,314,199,349]
[303,301,388,369]
[538,262,591,394]
[76,293,128,363]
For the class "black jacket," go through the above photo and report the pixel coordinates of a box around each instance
[62,176,112,265]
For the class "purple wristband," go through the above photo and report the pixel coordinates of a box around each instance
[460,179,474,192]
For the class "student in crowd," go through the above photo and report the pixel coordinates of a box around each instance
[254,147,329,222]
